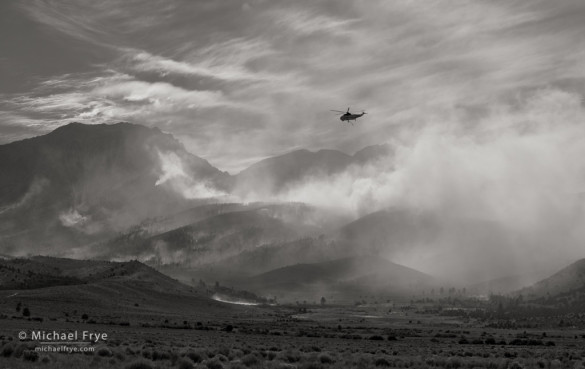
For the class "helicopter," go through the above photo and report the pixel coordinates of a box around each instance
[330,107,367,125]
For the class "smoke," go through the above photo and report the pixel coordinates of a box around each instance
[58,209,87,227]
[241,89,585,282]
[155,150,228,199]
[0,178,49,215]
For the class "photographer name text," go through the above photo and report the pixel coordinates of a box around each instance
[26,330,107,343]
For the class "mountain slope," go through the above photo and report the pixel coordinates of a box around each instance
[0,256,191,293]
[336,209,440,255]
[234,144,392,196]
[83,202,347,265]
[519,258,585,299]
[241,256,435,302]
[0,256,237,322]
[0,122,230,254]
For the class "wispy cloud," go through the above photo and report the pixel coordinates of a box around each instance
[127,37,282,84]
[3,70,239,136]
[269,8,360,37]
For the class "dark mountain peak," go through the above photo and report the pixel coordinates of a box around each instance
[0,122,230,255]
[41,121,179,149]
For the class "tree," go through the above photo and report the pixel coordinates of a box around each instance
[16,302,21,312]
[22,307,30,317]
[320,296,326,305]
[82,313,89,320]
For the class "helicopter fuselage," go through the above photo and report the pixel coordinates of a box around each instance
[340,113,365,121]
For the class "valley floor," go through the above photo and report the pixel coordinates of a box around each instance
[1,304,585,369]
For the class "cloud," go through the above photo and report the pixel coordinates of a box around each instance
[129,40,280,84]
[268,8,360,37]
[94,80,226,109]
[3,70,240,135]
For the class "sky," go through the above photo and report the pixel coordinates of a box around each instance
[2,0,585,173]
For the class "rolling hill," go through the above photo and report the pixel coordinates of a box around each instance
[336,209,439,255]
[519,258,585,299]
[240,256,436,302]
[0,256,237,322]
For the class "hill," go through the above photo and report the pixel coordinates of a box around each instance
[241,256,435,302]
[234,144,391,196]
[466,273,545,295]
[336,209,439,255]
[519,258,585,299]
[0,256,236,322]
[84,202,347,265]
[0,256,192,293]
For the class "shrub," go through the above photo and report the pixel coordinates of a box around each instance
[97,347,113,357]
[217,346,230,357]
[267,351,277,360]
[186,351,205,363]
[1,343,14,357]
[319,353,334,364]
[114,350,126,361]
[22,350,39,362]
[300,363,323,369]
[242,354,259,367]
[369,335,384,341]
[374,357,390,367]
[124,360,154,369]
[13,343,26,358]
[177,358,194,369]
[206,359,224,369]
[278,349,301,363]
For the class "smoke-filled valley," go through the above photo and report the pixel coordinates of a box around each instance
[2,96,585,297]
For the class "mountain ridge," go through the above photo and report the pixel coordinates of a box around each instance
[0,122,231,255]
